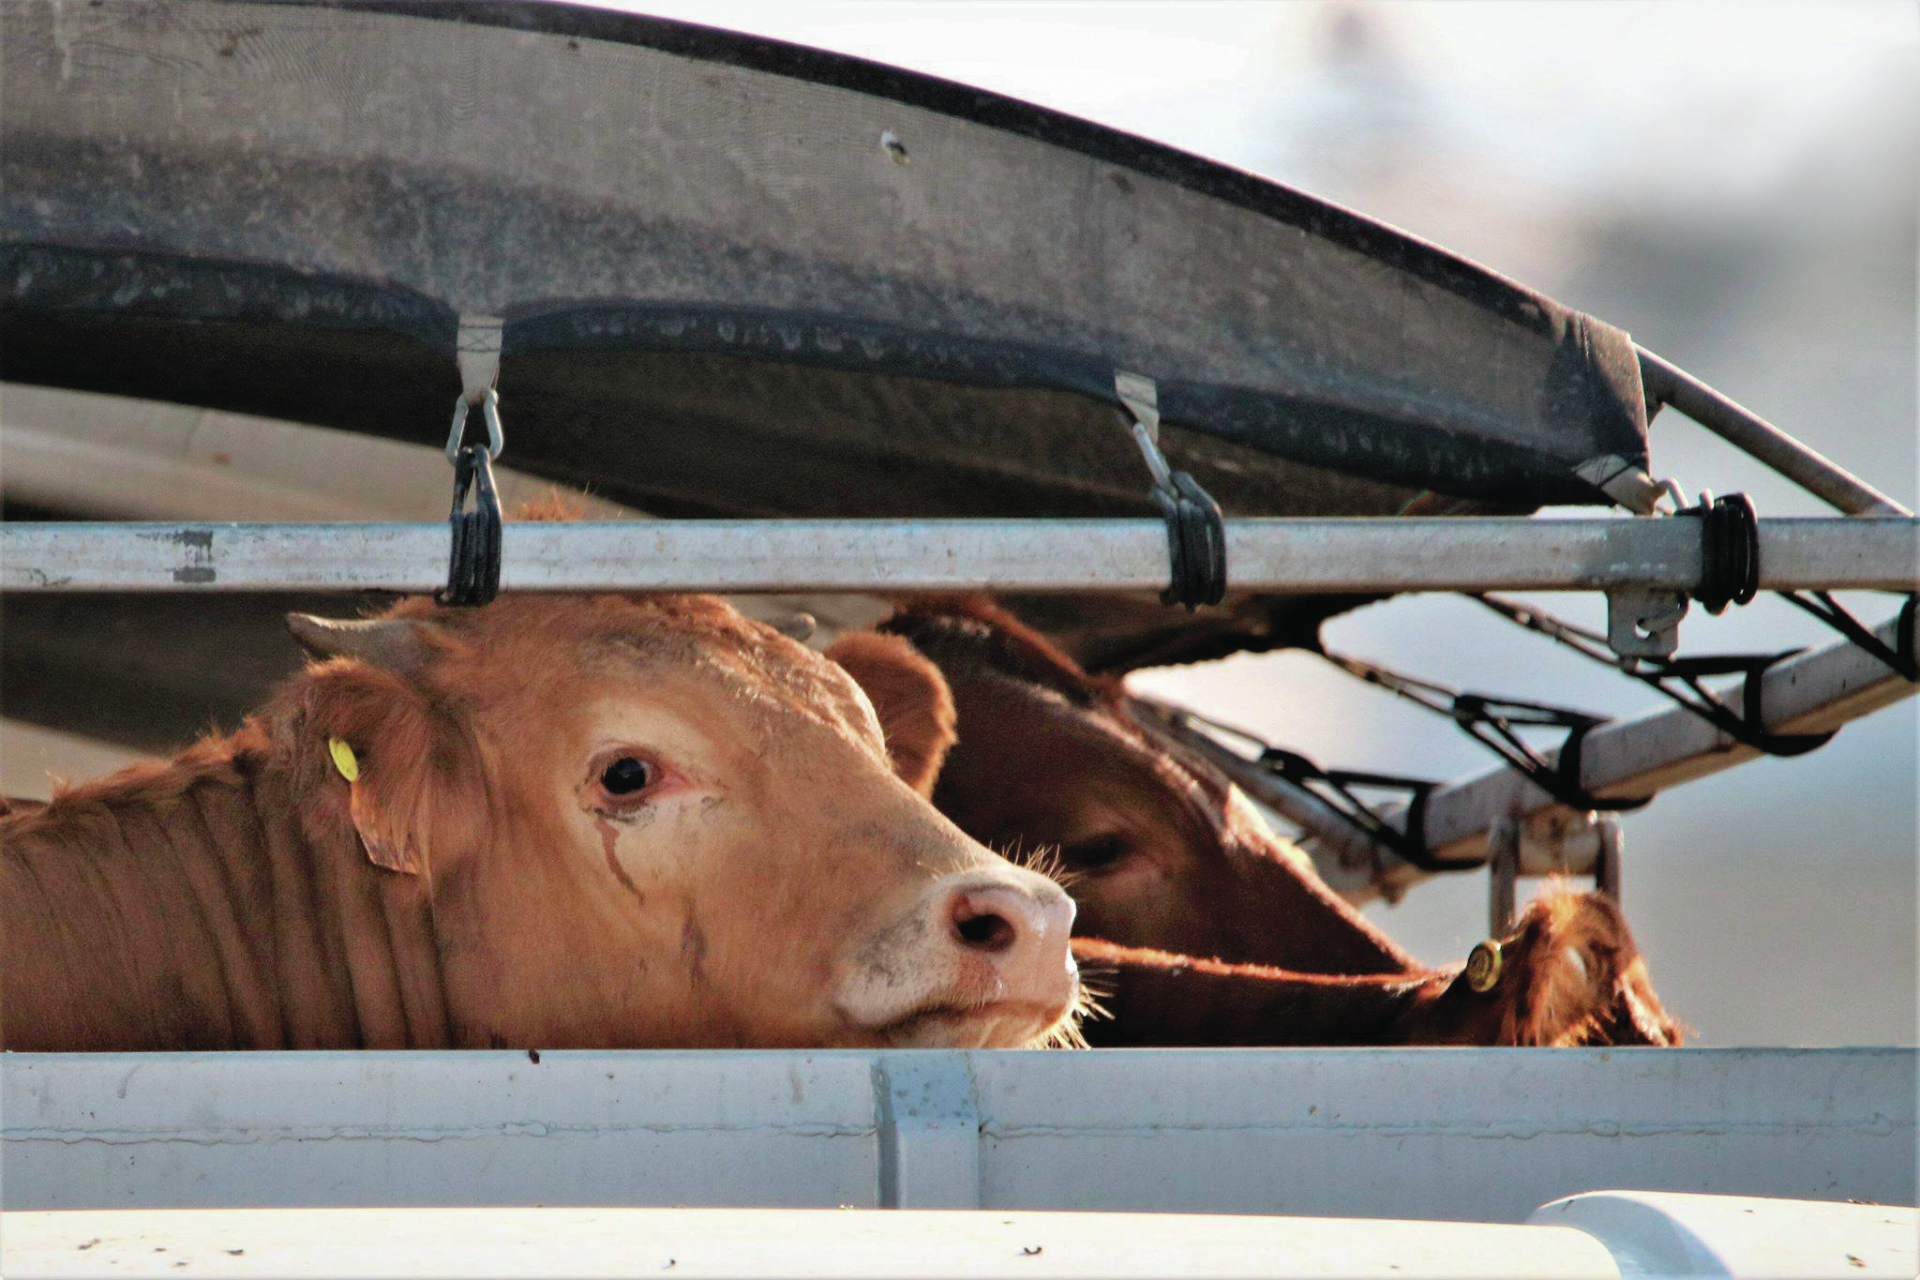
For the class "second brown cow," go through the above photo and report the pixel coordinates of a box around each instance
[838,597,1682,1047]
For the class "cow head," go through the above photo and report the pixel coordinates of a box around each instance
[852,599,1413,975]
[285,594,1079,1049]
[1395,889,1685,1046]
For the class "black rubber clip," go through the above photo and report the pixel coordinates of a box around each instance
[440,390,505,607]
[1684,491,1760,615]
[1116,371,1227,610]
[1150,472,1227,611]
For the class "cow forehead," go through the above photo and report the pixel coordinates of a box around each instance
[413,594,890,760]
[677,635,888,747]
[588,622,888,760]
[973,674,1233,835]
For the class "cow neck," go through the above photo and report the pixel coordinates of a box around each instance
[1074,938,1444,1047]
[1217,825,1421,976]
[254,732,457,1050]
[1117,707,1418,976]
[0,730,452,1051]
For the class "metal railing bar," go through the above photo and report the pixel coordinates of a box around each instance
[1637,347,1912,518]
[4,517,1915,595]
[1149,609,1917,904]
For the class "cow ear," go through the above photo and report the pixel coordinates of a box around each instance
[303,664,480,877]
[825,632,957,796]
[346,767,424,875]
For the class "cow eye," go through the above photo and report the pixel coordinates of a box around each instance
[1057,833,1131,871]
[600,756,654,796]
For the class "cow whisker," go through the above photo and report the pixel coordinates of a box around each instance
[1002,843,1084,891]
[1075,988,1113,1026]
[1023,974,1110,1051]
[1036,1018,1088,1051]
[1072,969,1115,1009]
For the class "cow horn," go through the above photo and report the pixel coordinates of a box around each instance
[768,611,817,642]
[286,614,431,672]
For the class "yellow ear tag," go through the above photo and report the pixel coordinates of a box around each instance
[328,737,361,783]
[1464,940,1504,993]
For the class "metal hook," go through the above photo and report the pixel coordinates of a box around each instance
[446,389,505,463]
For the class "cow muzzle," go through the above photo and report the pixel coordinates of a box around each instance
[837,870,1079,1048]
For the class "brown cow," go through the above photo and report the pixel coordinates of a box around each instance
[849,597,1413,974]
[841,597,1682,1046]
[1,594,1081,1052]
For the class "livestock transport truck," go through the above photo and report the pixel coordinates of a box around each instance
[0,2,1915,1276]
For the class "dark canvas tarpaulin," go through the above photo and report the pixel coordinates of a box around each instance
[0,0,1648,506]
[0,0,1651,669]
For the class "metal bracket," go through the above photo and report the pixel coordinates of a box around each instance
[1607,587,1688,660]
[455,313,504,406]
[1593,816,1623,903]
[872,1053,980,1209]
[1114,370,1226,609]
[1489,809,1621,936]
[1575,455,1689,517]
[1116,370,1171,486]
[1488,816,1520,936]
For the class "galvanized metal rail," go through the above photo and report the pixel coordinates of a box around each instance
[1139,608,1919,904]
[5,514,1912,911]
[4,517,1916,594]
[1638,348,1913,518]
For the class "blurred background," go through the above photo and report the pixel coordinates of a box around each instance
[600,0,1918,1045]
[5,1,1913,1044]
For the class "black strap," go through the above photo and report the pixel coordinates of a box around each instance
[1685,491,1760,615]
[1661,651,1835,756]
[1150,470,1227,610]
[1255,745,1459,872]
[1905,595,1919,676]
[1472,595,1839,758]
[440,444,503,606]
[1156,707,1462,871]
[1316,650,1652,814]
[1779,590,1920,683]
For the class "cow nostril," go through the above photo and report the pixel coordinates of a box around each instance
[951,896,1018,954]
[955,911,1015,952]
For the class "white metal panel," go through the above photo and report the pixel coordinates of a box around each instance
[0,1051,881,1212]
[1529,1190,1919,1279]
[0,1206,1625,1279]
[4,1049,1911,1221]
[876,1053,983,1209]
[966,1049,1916,1221]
